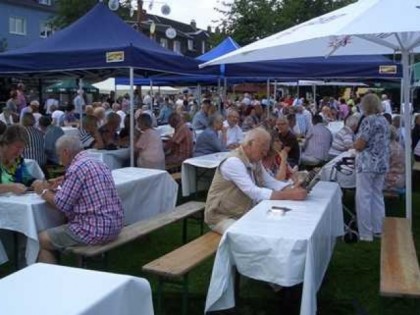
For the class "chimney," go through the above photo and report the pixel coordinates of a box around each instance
[190,19,197,30]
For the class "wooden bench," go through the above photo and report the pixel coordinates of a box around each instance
[170,172,182,182]
[380,217,420,301]
[67,201,205,267]
[413,162,420,172]
[142,231,222,315]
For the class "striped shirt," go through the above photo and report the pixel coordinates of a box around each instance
[79,128,95,149]
[23,126,47,167]
[303,123,333,161]
[54,151,123,245]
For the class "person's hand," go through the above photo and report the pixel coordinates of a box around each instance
[32,179,49,195]
[48,176,64,190]
[279,149,288,161]
[10,183,28,195]
[286,187,307,200]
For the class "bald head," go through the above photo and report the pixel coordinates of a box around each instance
[242,127,271,162]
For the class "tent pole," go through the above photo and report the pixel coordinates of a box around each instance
[297,80,300,100]
[217,78,221,113]
[129,67,135,167]
[402,50,412,224]
[196,84,201,106]
[273,81,277,114]
[266,79,270,115]
[150,80,154,110]
[223,77,227,113]
[79,78,83,129]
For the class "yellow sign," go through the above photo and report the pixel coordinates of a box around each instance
[106,51,125,63]
[379,65,397,75]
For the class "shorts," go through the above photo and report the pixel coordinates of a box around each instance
[47,224,85,251]
[208,218,236,235]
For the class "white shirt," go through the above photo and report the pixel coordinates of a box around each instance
[220,157,289,203]
[51,110,64,126]
[116,110,126,129]
[223,121,244,147]
[44,98,58,114]
[0,112,13,125]
[381,100,392,115]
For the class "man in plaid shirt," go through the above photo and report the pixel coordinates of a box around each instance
[34,135,123,264]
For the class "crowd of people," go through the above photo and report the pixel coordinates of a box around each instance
[0,82,417,263]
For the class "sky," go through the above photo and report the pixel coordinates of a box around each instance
[144,0,232,30]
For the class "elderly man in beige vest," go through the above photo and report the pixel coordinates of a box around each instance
[205,127,307,234]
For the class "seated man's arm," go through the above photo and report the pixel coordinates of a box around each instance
[221,157,273,203]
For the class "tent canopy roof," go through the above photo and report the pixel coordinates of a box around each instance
[0,3,216,78]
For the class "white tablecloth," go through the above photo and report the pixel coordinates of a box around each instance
[319,151,355,188]
[112,167,178,225]
[61,126,79,137]
[0,263,154,315]
[0,167,178,265]
[327,121,344,136]
[156,124,174,137]
[86,148,130,170]
[205,181,344,315]
[0,159,44,265]
[181,152,230,197]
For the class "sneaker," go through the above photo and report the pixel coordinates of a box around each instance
[359,236,373,242]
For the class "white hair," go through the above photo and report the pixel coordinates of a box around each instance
[56,135,83,155]
[243,127,271,146]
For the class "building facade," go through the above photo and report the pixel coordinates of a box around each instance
[0,0,56,52]
[0,1,210,57]
[134,14,211,58]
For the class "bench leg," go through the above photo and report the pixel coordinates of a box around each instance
[13,232,19,270]
[234,267,241,304]
[157,277,164,315]
[197,212,206,236]
[77,255,88,268]
[182,219,188,244]
[182,274,189,315]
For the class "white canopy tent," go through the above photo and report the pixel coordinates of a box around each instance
[201,0,418,222]
[274,80,368,87]
[93,78,181,95]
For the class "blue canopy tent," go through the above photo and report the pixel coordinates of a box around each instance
[116,54,402,86]
[0,3,220,166]
[0,3,216,78]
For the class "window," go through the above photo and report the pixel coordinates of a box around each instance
[160,38,168,49]
[38,0,52,5]
[201,41,206,54]
[9,17,26,35]
[40,22,53,38]
[187,39,194,51]
[173,40,181,53]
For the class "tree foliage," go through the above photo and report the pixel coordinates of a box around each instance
[52,0,133,29]
[212,0,356,46]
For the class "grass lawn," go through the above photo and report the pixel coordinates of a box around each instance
[1,186,420,314]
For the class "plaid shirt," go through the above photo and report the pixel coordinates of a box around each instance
[54,151,123,245]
